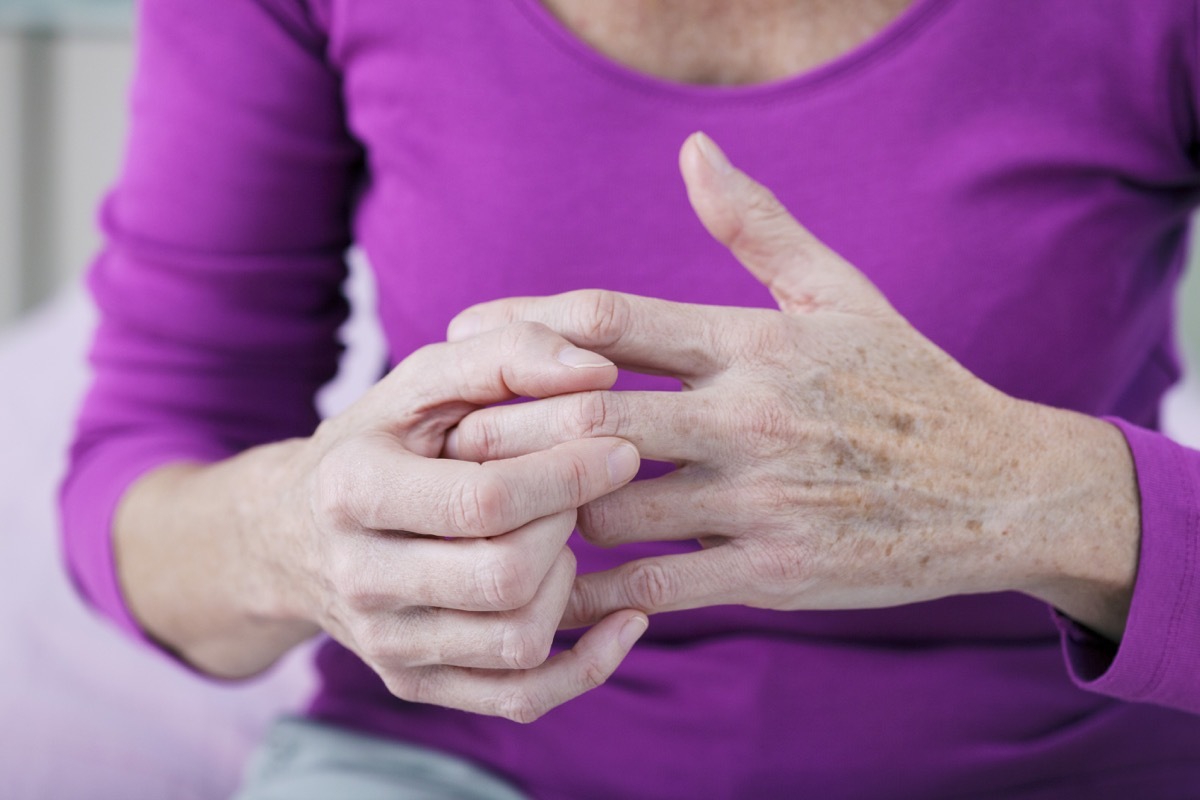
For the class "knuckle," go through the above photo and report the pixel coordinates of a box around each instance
[625,560,677,610]
[499,620,552,671]
[576,500,616,547]
[570,289,630,349]
[566,580,599,628]
[457,414,500,462]
[448,471,510,536]
[355,617,400,665]
[314,437,398,531]
[327,552,381,613]
[473,418,500,462]
[494,687,543,725]
[577,653,612,693]
[474,551,538,610]
[341,579,379,614]
[566,391,619,439]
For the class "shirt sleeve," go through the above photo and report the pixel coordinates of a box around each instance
[59,0,362,641]
[1055,419,1200,714]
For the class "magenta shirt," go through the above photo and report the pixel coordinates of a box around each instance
[63,0,1200,796]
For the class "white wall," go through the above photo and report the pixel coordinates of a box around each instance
[47,35,133,292]
[0,34,27,321]
[0,29,132,322]
[1182,244,1200,361]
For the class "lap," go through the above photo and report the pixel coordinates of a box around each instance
[234,717,528,800]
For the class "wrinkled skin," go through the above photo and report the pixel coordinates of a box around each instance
[445,133,1139,640]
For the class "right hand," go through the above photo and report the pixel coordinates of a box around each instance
[259,322,647,722]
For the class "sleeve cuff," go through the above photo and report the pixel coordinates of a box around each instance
[1055,417,1200,713]
[59,435,231,645]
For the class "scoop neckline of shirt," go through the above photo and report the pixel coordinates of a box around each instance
[506,0,953,102]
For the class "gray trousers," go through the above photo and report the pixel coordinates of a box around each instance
[232,717,529,800]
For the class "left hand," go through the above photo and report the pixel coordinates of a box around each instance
[445,133,1140,640]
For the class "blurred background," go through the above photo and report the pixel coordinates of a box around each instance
[0,0,130,322]
[0,4,314,799]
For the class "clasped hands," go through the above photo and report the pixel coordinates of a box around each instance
[276,133,1138,723]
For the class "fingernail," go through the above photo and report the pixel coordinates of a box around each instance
[619,616,648,650]
[447,312,481,341]
[607,442,640,485]
[694,132,733,176]
[557,346,614,369]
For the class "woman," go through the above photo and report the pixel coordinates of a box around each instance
[63,0,1200,796]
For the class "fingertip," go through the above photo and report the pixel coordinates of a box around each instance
[678,135,741,249]
[693,132,733,175]
[682,130,736,182]
[607,441,641,486]
[556,346,615,370]
[617,613,649,650]
[679,132,714,193]
[679,131,705,177]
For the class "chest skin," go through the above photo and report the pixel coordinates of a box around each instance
[537,0,917,85]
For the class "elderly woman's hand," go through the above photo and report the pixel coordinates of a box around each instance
[444,133,1142,641]
[274,323,648,721]
[124,320,649,722]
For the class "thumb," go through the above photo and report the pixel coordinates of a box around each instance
[679,131,888,315]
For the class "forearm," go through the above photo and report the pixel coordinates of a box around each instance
[113,439,319,680]
[1005,402,1140,642]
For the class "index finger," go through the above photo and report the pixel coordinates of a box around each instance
[561,548,748,628]
[340,433,641,538]
[447,289,745,381]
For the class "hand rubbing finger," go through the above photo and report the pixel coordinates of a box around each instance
[397,609,648,723]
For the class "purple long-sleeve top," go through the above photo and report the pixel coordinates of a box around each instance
[61,0,1200,796]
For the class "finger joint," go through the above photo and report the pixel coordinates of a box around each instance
[625,561,677,610]
[448,470,510,537]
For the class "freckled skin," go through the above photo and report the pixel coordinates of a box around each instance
[448,135,1140,642]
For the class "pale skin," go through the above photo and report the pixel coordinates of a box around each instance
[120,324,650,722]
[112,0,1141,723]
[447,133,1141,643]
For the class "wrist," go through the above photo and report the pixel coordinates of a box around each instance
[192,437,323,676]
[231,437,325,630]
[116,440,320,678]
[1000,403,1140,641]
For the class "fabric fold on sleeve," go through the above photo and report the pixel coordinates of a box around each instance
[1056,417,1200,714]
[58,0,361,647]
[60,435,234,643]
